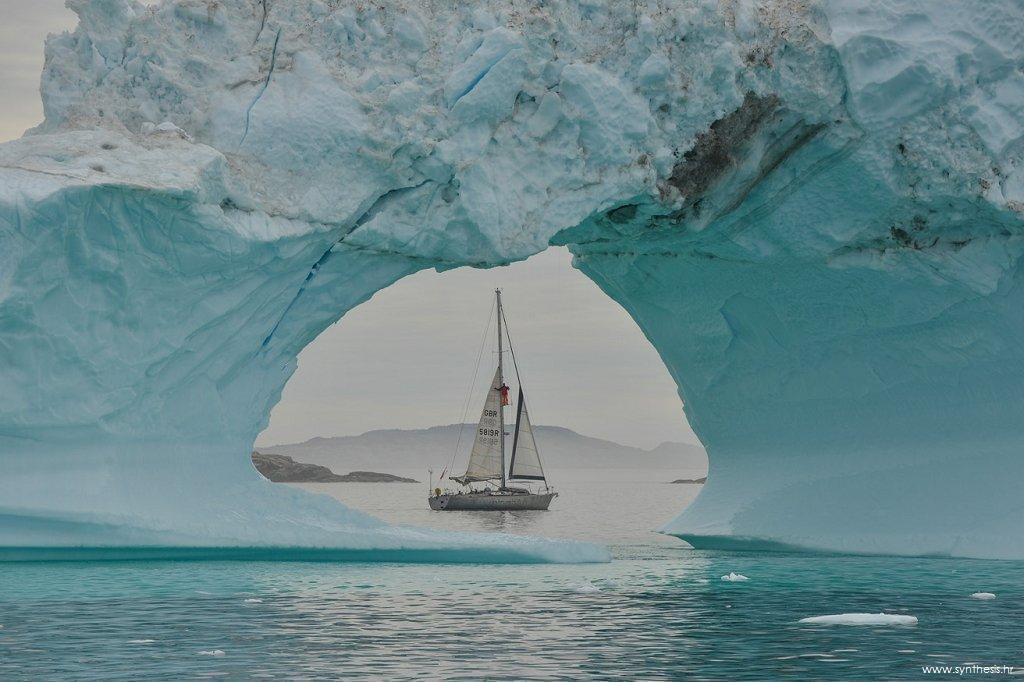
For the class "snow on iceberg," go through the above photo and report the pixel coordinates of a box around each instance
[970,592,997,600]
[799,614,918,626]
[2,0,1024,559]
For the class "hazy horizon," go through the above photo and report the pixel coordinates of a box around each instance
[261,419,704,450]
[260,420,708,478]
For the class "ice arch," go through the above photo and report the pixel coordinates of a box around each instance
[2,0,1024,560]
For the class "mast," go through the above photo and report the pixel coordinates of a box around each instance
[496,288,506,490]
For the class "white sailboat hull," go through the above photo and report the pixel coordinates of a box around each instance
[428,490,557,511]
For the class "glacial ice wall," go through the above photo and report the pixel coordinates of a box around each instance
[1,0,1023,559]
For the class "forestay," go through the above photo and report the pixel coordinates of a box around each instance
[453,367,504,483]
[510,390,546,481]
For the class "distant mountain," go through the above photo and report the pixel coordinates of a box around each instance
[259,424,707,475]
[251,452,418,483]
[670,476,707,484]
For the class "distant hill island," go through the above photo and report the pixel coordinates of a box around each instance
[257,424,707,479]
[252,452,417,483]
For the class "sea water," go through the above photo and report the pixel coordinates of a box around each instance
[1,473,1022,680]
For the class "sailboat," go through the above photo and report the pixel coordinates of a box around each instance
[428,289,557,511]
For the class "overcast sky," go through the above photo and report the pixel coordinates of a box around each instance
[0,1,75,141]
[2,1,698,449]
[260,250,697,449]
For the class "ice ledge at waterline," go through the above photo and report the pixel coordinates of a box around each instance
[3,0,1024,559]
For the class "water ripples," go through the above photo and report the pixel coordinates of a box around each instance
[1,551,1022,680]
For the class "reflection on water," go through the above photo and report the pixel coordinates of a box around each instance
[1,476,1022,680]
[297,472,699,553]
[474,509,530,534]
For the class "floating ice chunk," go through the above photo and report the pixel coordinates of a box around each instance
[799,613,918,626]
[721,572,749,582]
[198,649,226,657]
[127,639,155,644]
[244,598,263,603]
[570,581,600,593]
[970,592,996,600]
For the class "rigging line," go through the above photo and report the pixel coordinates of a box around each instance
[499,303,524,388]
[447,298,495,478]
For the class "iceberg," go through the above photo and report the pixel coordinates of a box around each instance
[1,0,1023,560]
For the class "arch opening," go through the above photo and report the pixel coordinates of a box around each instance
[253,246,709,544]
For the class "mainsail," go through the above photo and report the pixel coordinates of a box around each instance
[509,389,546,481]
[452,367,504,483]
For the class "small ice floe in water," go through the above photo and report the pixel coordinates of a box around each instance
[970,592,996,600]
[570,581,600,593]
[799,613,918,626]
[721,572,749,582]
[244,598,263,603]
[198,649,226,657]
[127,639,155,644]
